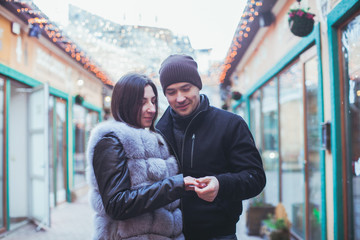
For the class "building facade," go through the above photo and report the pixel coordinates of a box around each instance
[221,0,360,239]
[0,1,111,234]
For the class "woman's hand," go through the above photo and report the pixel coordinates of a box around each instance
[184,176,206,191]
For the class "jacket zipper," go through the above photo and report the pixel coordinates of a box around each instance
[181,110,204,169]
[191,134,195,168]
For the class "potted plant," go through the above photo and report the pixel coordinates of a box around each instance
[261,203,291,240]
[246,196,275,236]
[262,217,290,240]
[288,1,315,37]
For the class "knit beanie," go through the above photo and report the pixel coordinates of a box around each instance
[159,54,202,93]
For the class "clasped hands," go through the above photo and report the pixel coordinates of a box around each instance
[183,176,219,202]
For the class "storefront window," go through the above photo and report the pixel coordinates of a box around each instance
[304,56,321,240]
[250,90,262,151]
[73,105,99,188]
[261,79,279,206]
[85,110,99,145]
[235,102,247,124]
[56,99,66,201]
[73,105,86,187]
[279,61,305,238]
[341,13,360,240]
[49,96,67,206]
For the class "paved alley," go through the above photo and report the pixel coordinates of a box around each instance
[1,195,93,240]
[0,195,261,240]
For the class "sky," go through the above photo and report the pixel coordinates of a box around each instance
[32,0,247,61]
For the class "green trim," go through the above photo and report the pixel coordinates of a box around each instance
[5,79,10,230]
[82,100,102,114]
[49,87,68,100]
[315,24,327,240]
[232,98,244,112]
[243,25,318,100]
[72,98,76,190]
[327,0,360,27]
[245,98,251,128]
[66,96,71,202]
[52,99,57,206]
[327,1,360,240]
[0,64,40,87]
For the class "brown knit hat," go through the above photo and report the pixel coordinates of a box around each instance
[159,54,202,93]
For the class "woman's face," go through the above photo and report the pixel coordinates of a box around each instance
[140,85,156,128]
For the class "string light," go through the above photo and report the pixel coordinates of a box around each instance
[220,0,265,84]
[7,0,114,86]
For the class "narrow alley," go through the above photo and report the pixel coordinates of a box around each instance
[1,196,261,240]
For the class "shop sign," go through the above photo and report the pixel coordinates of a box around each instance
[35,48,72,87]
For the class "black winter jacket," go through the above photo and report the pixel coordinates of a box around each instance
[156,95,266,240]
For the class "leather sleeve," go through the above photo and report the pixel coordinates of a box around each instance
[92,134,185,220]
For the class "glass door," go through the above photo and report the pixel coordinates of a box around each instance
[302,51,321,240]
[278,60,305,238]
[261,78,279,206]
[55,98,67,205]
[28,83,50,228]
[49,97,67,207]
[340,12,360,240]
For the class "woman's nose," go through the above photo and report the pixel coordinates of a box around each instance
[147,103,156,113]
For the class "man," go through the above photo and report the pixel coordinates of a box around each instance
[156,54,266,240]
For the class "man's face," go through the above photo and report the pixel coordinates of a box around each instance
[165,82,200,117]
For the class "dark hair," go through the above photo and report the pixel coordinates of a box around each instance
[111,73,158,131]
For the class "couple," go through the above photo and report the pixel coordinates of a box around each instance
[87,55,266,240]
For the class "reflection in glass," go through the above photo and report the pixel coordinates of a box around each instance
[250,90,262,150]
[304,56,321,240]
[56,99,66,200]
[261,79,279,206]
[74,105,99,188]
[236,102,247,124]
[279,61,305,238]
[74,105,86,187]
[49,97,67,206]
[342,13,360,240]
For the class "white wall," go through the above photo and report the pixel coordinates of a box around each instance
[9,82,28,218]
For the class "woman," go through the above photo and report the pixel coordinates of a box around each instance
[87,73,196,239]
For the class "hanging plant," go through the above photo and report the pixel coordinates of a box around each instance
[221,103,229,110]
[288,2,315,37]
[75,94,84,105]
[232,91,242,101]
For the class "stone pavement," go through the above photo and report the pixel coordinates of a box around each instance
[0,195,93,240]
[0,193,262,240]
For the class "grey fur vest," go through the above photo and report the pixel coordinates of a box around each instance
[86,121,184,240]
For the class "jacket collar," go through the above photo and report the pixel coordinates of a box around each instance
[156,94,210,135]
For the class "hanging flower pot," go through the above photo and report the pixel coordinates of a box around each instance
[75,94,84,105]
[288,8,315,37]
[232,91,242,101]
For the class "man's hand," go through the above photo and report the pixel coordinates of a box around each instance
[184,176,205,191]
[194,176,219,202]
